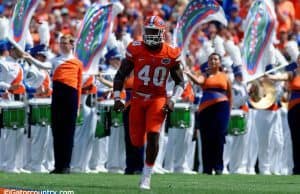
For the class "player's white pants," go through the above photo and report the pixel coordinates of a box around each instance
[106,125,126,173]
[0,130,3,170]
[79,107,97,172]
[43,127,54,171]
[71,94,90,171]
[154,120,168,173]
[223,114,249,174]
[184,113,196,172]
[89,136,108,172]
[269,110,284,175]
[2,128,24,172]
[245,109,259,174]
[28,125,50,172]
[255,109,279,174]
[280,108,294,175]
[164,120,195,172]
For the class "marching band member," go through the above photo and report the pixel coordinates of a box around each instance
[104,47,126,174]
[222,37,249,174]
[24,44,53,173]
[185,52,232,175]
[164,52,197,174]
[250,63,282,175]
[0,40,27,173]
[49,34,82,174]
[226,65,249,174]
[266,54,300,175]
[71,74,97,173]
[88,49,113,173]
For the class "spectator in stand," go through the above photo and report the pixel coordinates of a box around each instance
[291,0,300,20]
[275,29,289,54]
[292,20,300,46]
[275,0,295,34]
[239,0,252,19]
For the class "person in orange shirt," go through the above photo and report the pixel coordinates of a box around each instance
[266,54,300,174]
[113,16,184,189]
[275,0,295,34]
[291,0,300,20]
[50,34,83,174]
[184,53,232,175]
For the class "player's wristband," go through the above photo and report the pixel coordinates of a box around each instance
[171,85,184,103]
[114,91,121,101]
[170,96,176,105]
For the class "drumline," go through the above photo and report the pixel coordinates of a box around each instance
[0,97,249,140]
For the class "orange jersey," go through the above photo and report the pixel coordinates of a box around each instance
[126,41,180,98]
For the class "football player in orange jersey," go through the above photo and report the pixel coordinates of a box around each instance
[113,16,184,190]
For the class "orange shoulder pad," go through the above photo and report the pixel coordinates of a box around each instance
[166,44,181,60]
[126,41,143,59]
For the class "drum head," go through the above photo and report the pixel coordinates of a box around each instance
[174,103,190,109]
[29,98,51,105]
[230,109,244,116]
[0,100,25,108]
[98,99,114,107]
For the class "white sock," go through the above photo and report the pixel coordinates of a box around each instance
[143,164,153,177]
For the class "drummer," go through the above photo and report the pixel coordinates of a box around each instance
[23,44,53,173]
[164,78,196,174]
[90,47,125,173]
[224,65,249,174]
[70,74,97,173]
[0,39,28,173]
[102,47,126,173]
[164,53,197,174]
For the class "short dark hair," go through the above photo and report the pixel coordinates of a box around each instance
[208,52,222,61]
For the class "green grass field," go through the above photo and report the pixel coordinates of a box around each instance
[0,172,300,194]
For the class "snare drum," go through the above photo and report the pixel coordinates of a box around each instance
[29,98,51,126]
[0,101,26,129]
[99,100,123,128]
[95,102,109,138]
[170,103,191,128]
[228,109,247,135]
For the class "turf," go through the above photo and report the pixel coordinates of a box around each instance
[0,172,300,194]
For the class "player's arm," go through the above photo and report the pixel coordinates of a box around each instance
[113,58,134,111]
[170,63,185,103]
[164,63,184,113]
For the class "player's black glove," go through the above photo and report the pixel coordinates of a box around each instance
[113,99,125,112]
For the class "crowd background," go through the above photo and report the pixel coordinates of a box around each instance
[0,0,298,61]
